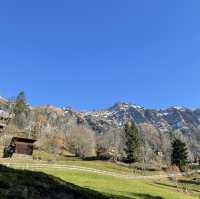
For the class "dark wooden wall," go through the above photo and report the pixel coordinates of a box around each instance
[15,142,34,155]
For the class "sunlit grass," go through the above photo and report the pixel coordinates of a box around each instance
[40,168,199,199]
[1,157,199,199]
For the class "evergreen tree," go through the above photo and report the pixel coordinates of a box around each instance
[13,91,28,115]
[12,91,30,129]
[171,138,188,168]
[124,120,140,163]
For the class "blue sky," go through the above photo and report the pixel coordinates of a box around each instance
[0,0,200,110]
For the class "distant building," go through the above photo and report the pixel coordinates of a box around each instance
[0,110,11,133]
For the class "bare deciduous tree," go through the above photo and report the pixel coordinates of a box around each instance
[66,126,96,159]
[96,128,125,161]
[159,131,172,165]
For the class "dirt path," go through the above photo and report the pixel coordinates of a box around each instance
[1,162,169,179]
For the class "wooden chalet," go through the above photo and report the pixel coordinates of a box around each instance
[4,137,37,157]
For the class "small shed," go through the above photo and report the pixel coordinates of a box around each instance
[4,137,37,157]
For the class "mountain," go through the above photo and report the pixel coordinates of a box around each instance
[68,102,200,134]
[1,100,200,158]
[63,102,200,156]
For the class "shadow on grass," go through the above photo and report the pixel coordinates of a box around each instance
[0,165,166,199]
[131,193,164,199]
[0,165,112,199]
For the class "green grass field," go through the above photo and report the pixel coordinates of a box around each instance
[32,150,161,175]
[1,157,161,176]
[40,168,199,199]
[0,165,112,199]
[55,159,161,175]
[1,158,199,199]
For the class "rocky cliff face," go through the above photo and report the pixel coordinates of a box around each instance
[71,103,200,135]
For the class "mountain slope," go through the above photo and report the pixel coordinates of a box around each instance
[1,101,200,158]
[63,103,200,156]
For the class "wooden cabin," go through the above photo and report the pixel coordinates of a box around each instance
[4,137,37,157]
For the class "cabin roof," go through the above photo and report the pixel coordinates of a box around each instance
[11,137,37,144]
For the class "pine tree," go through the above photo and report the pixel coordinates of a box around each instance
[13,91,28,115]
[124,120,140,163]
[12,91,30,129]
[171,138,188,169]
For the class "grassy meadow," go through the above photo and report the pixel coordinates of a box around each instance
[41,168,200,199]
[0,157,199,199]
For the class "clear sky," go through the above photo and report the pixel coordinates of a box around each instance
[0,0,200,110]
